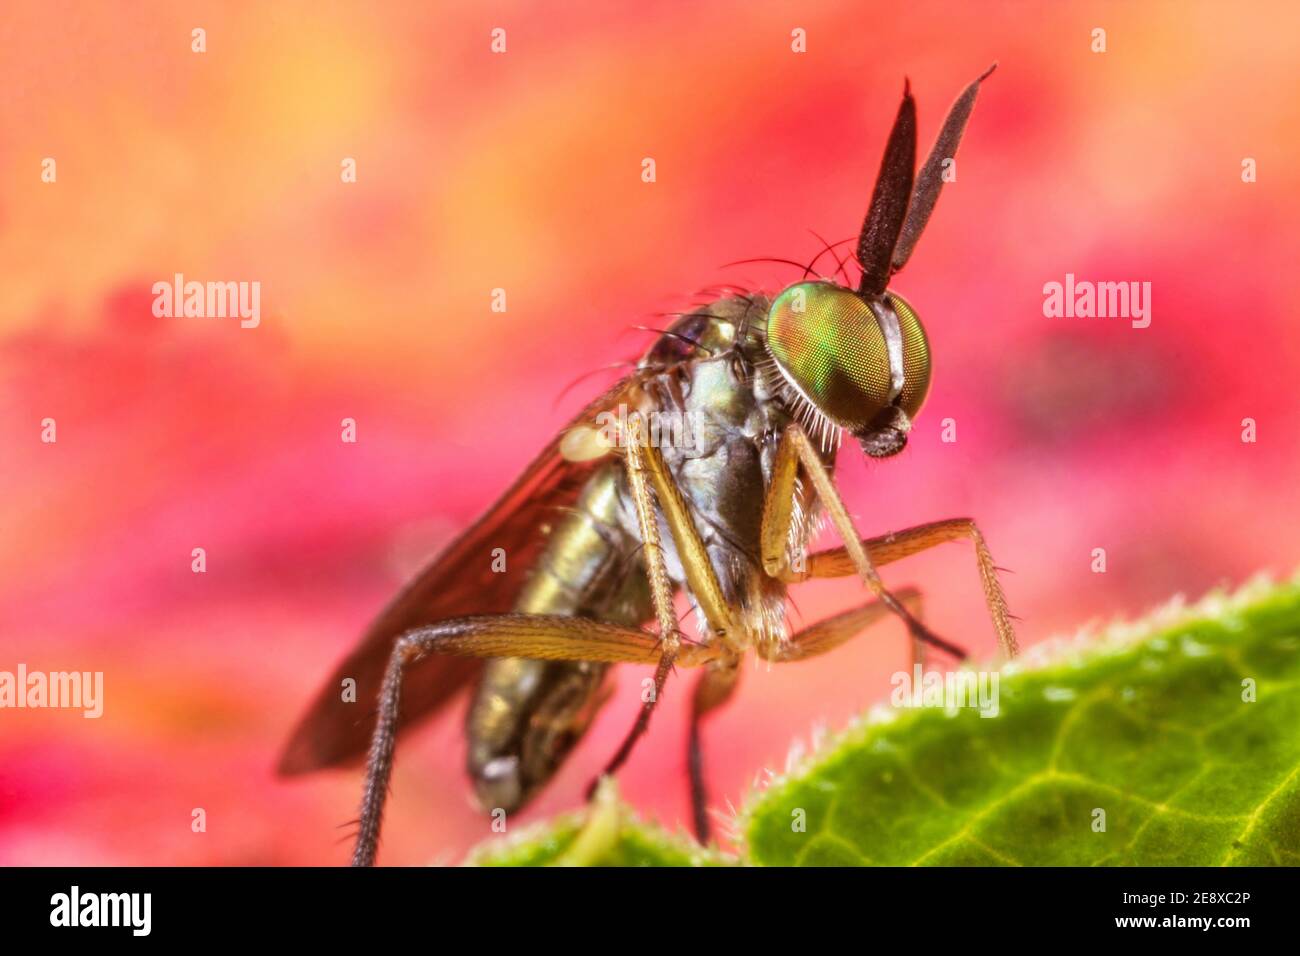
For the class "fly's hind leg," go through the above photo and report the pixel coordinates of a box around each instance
[688,658,740,843]
[351,613,717,867]
[905,590,931,671]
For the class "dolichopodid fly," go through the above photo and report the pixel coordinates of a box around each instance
[280,66,1017,866]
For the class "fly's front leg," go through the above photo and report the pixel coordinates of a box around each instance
[351,613,717,867]
[782,517,1017,658]
[760,422,966,659]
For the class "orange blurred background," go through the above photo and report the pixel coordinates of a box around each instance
[2,1,1298,864]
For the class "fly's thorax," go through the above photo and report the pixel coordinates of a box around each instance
[639,293,765,369]
[618,295,809,652]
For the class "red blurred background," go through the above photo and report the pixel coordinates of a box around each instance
[2,1,1298,864]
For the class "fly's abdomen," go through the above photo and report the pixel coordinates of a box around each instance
[466,462,650,814]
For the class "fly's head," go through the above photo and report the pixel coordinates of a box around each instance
[762,65,994,459]
[765,281,930,458]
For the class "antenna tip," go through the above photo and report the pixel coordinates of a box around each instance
[978,62,998,83]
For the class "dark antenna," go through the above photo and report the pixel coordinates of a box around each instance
[890,63,997,274]
[855,80,916,296]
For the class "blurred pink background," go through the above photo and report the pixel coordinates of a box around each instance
[2,1,1298,865]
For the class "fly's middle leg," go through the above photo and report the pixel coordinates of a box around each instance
[588,413,737,790]
[756,586,923,663]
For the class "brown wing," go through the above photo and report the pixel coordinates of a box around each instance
[278,375,647,775]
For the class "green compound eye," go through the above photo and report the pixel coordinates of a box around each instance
[765,281,931,434]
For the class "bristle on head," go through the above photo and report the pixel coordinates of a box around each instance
[755,355,843,454]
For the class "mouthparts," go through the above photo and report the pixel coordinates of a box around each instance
[856,405,911,458]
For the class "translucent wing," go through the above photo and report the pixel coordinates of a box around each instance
[278,375,649,774]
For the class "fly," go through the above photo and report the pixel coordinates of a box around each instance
[279,65,1018,866]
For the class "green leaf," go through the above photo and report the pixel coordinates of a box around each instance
[465,778,732,867]
[744,575,1300,866]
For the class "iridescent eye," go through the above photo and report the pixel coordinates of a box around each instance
[765,281,931,434]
